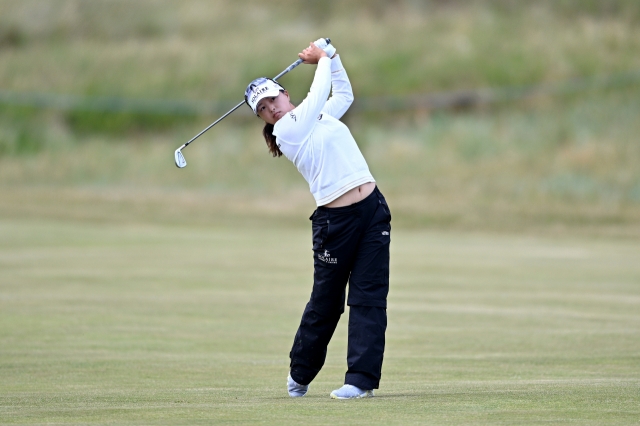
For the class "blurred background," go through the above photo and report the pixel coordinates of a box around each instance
[1,0,639,234]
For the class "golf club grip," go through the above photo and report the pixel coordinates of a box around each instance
[273,38,331,80]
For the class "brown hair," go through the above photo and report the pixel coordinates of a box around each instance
[257,87,287,157]
[262,123,282,157]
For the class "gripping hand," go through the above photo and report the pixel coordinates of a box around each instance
[313,38,336,58]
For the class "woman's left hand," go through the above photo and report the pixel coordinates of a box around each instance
[299,43,328,64]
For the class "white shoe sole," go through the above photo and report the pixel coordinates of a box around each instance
[330,390,374,399]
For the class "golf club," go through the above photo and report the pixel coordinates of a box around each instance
[174,38,331,168]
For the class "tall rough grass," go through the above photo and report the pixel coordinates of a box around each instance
[2,0,640,98]
[0,0,639,232]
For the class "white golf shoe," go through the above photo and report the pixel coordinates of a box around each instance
[330,384,374,399]
[287,374,309,397]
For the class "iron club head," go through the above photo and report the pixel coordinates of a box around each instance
[175,148,187,168]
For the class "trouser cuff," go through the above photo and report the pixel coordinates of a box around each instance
[289,368,313,386]
[345,372,379,390]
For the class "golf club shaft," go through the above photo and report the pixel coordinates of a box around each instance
[179,58,304,151]
[180,100,245,150]
[273,58,303,81]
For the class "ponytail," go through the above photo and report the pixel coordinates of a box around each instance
[263,123,283,157]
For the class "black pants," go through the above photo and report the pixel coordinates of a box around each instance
[289,186,391,390]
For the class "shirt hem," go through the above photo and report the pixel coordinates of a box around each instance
[313,175,375,206]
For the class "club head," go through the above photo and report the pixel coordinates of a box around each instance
[175,149,187,168]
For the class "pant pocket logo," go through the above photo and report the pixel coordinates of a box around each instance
[318,249,338,264]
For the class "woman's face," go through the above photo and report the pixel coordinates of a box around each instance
[256,91,294,125]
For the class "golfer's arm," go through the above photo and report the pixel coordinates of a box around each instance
[323,55,354,120]
[277,57,332,142]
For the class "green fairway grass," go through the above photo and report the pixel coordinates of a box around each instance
[1,218,638,424]
[1,1,640,423]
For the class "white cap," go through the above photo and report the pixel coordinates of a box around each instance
[244,77,285,115]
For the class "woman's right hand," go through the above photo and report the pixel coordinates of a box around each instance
[299,43,328,64]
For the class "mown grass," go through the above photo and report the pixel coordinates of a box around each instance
[1,218,638,424]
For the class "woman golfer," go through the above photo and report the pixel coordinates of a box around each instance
[244,40,391,399]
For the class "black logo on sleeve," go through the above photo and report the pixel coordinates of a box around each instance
[289,112,297,121]
[317,114,323,121]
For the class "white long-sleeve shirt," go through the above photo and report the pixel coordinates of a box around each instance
[273,55,375,206]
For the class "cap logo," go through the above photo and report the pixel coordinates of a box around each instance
[245,78,285,114]
[250,86,270,104]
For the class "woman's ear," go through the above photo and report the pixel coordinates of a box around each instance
[284,90,295,107]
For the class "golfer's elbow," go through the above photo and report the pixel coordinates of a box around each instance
[341,91,354,107]
[345,92,355,106]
